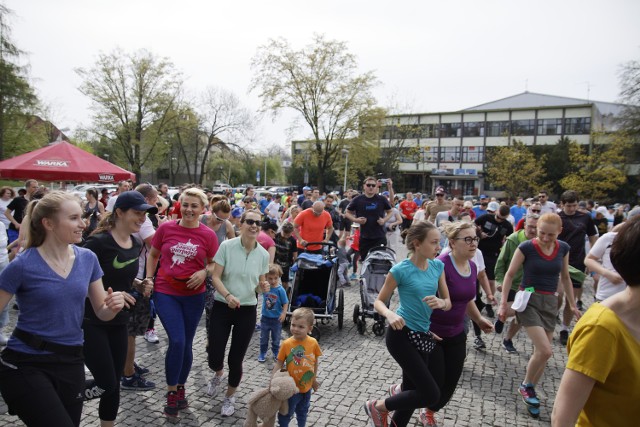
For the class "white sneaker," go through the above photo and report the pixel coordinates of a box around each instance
[221,396,235,417]
[207,375,222,397]
[144,328,159,343]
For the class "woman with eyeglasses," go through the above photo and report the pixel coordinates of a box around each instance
[200,195,235,337]
[206,209,270,418]
[145,188,219,420]
[388,221,493,426]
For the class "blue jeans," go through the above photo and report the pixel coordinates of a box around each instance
[153,291,205,385]
[259,316,282,356]
[278,390,311,427]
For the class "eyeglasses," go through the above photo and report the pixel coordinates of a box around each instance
[531,209,541,213]
[365,183,377,188]
[455,236,480,245]
[243,219,260,226]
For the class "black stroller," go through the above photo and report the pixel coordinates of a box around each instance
[286,242,344,340]
[353,245,396,336]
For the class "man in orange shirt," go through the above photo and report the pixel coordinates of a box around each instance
[293,201,333,254]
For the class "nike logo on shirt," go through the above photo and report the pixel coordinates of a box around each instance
[112,256,137,269]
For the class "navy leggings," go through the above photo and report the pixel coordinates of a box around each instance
[384,327,440,427]
[427,331,467,412]
[207,301,256,388]
[83,322,128,421]
[153,291,205,385]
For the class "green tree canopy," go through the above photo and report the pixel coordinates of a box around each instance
[485,140,547,199]
[250,34,378,191]
[617,58,640,136]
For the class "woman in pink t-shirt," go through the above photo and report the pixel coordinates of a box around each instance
[145,188,218,420]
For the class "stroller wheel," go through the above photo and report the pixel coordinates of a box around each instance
[353,304,360,324]
[373,321,386,337]
[357,319,366,335]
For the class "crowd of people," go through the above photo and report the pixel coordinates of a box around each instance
[0,177,637,426]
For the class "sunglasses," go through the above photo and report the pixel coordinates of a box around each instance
[243,219,260,226]
[365,183,377,188]
[454,236,480,245]
[531,209,541,213]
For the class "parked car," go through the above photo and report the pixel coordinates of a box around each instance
[69,184,117,201]
[211,183,232,194]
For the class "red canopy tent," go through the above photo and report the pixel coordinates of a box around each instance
[0,141,135,183]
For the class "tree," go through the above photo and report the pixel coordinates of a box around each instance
[485,140,547,198]
[0,5,38,159]
[559,135,630,202]
[250,34,378,191]
[76,48,182,181]
[377,111,423,181]
[530,136,572,197]
[617,59,640,136]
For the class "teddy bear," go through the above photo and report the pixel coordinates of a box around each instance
[243,370,299,427]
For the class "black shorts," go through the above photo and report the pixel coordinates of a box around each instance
[280,267,291,284]
[127,296,151,336]
[338,218,352,232]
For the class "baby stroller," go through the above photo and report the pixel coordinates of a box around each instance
[353,245,396,336]
[286,242,344,340]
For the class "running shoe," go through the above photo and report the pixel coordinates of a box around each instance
[350,273,358,280]
[363,400,388,427]
[221,396,235,417]
[494,319,504,334]
[121,373,155,390]
[419,408,438,427]
[144,328,159,343]
[502,339,518,354]
[176,385,188,410]
[258,353,266,363]
[560,330,569,346]
[388,383,401,397]
[518,383,540,407]
[485,305,495,318]
[164,391,179,418]
[134,362,150,376]
[207,375,223,397]
[577,300,584,311]
[473,336,486,350]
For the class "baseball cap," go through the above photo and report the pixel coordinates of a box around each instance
[435,186,445,195]
[382,191,390,197]
[231,207,244,218]
[487,201,500,212]
[302,186,311,191]
[480,194,488,199]
[114,191,158,214]
[596,206,608,216]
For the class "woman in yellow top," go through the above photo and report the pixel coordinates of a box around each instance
[552,214,640,426]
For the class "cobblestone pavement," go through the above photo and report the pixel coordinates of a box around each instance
[0,238,592,426]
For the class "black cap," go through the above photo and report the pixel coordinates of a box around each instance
[114,191,158,214]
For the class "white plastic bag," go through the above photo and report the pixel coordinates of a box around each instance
[511,289,532,312]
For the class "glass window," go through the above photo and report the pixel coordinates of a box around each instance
[395,147,420,163]
[537,118,563,135]
[439,147,460,162]
[511,119,535,136]
[440,123,461,138]
[422,146,437,162]
[463,122,484,137]
[420,124,437,138]
[462,146,484,163]
[564,117,591,134]
[487,121,510,137]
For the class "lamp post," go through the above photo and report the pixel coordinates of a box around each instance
[170,157,177,186]
[218,166,224,183]
[342,148,349,193]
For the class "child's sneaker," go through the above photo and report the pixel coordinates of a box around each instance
[221,396,235,417]
[419,408,438,426]
[164,391,179,419]
[206,375,222,397]
[121,373,155,390]
[518,383,540,407]
[257,353,266,363]
[176,385,188,410]
[363,400,388,427]
[144,328,159,343]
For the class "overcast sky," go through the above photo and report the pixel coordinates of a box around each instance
[5,0,640,150]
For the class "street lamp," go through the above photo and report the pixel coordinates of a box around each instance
[218,166,224,183]
[170,157,177,186]
[342,148,349,193]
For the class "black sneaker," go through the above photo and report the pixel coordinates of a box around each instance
[134,362,150,376]
[473,336,486,350]
[577,300,584,311]
[121,373,156,390]
[559,330,569,346]
[502,339,518,354]
[485,305,495,318]
[494,319,504,334]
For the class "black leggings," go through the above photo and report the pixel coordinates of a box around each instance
[0,349,84,427]
[384,327,440,427]
[83,322,128,421]
[207,301,256,388]
[472,280,485,337]
[427,331,467,412]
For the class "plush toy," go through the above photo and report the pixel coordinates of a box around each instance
[243,370,299,427]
